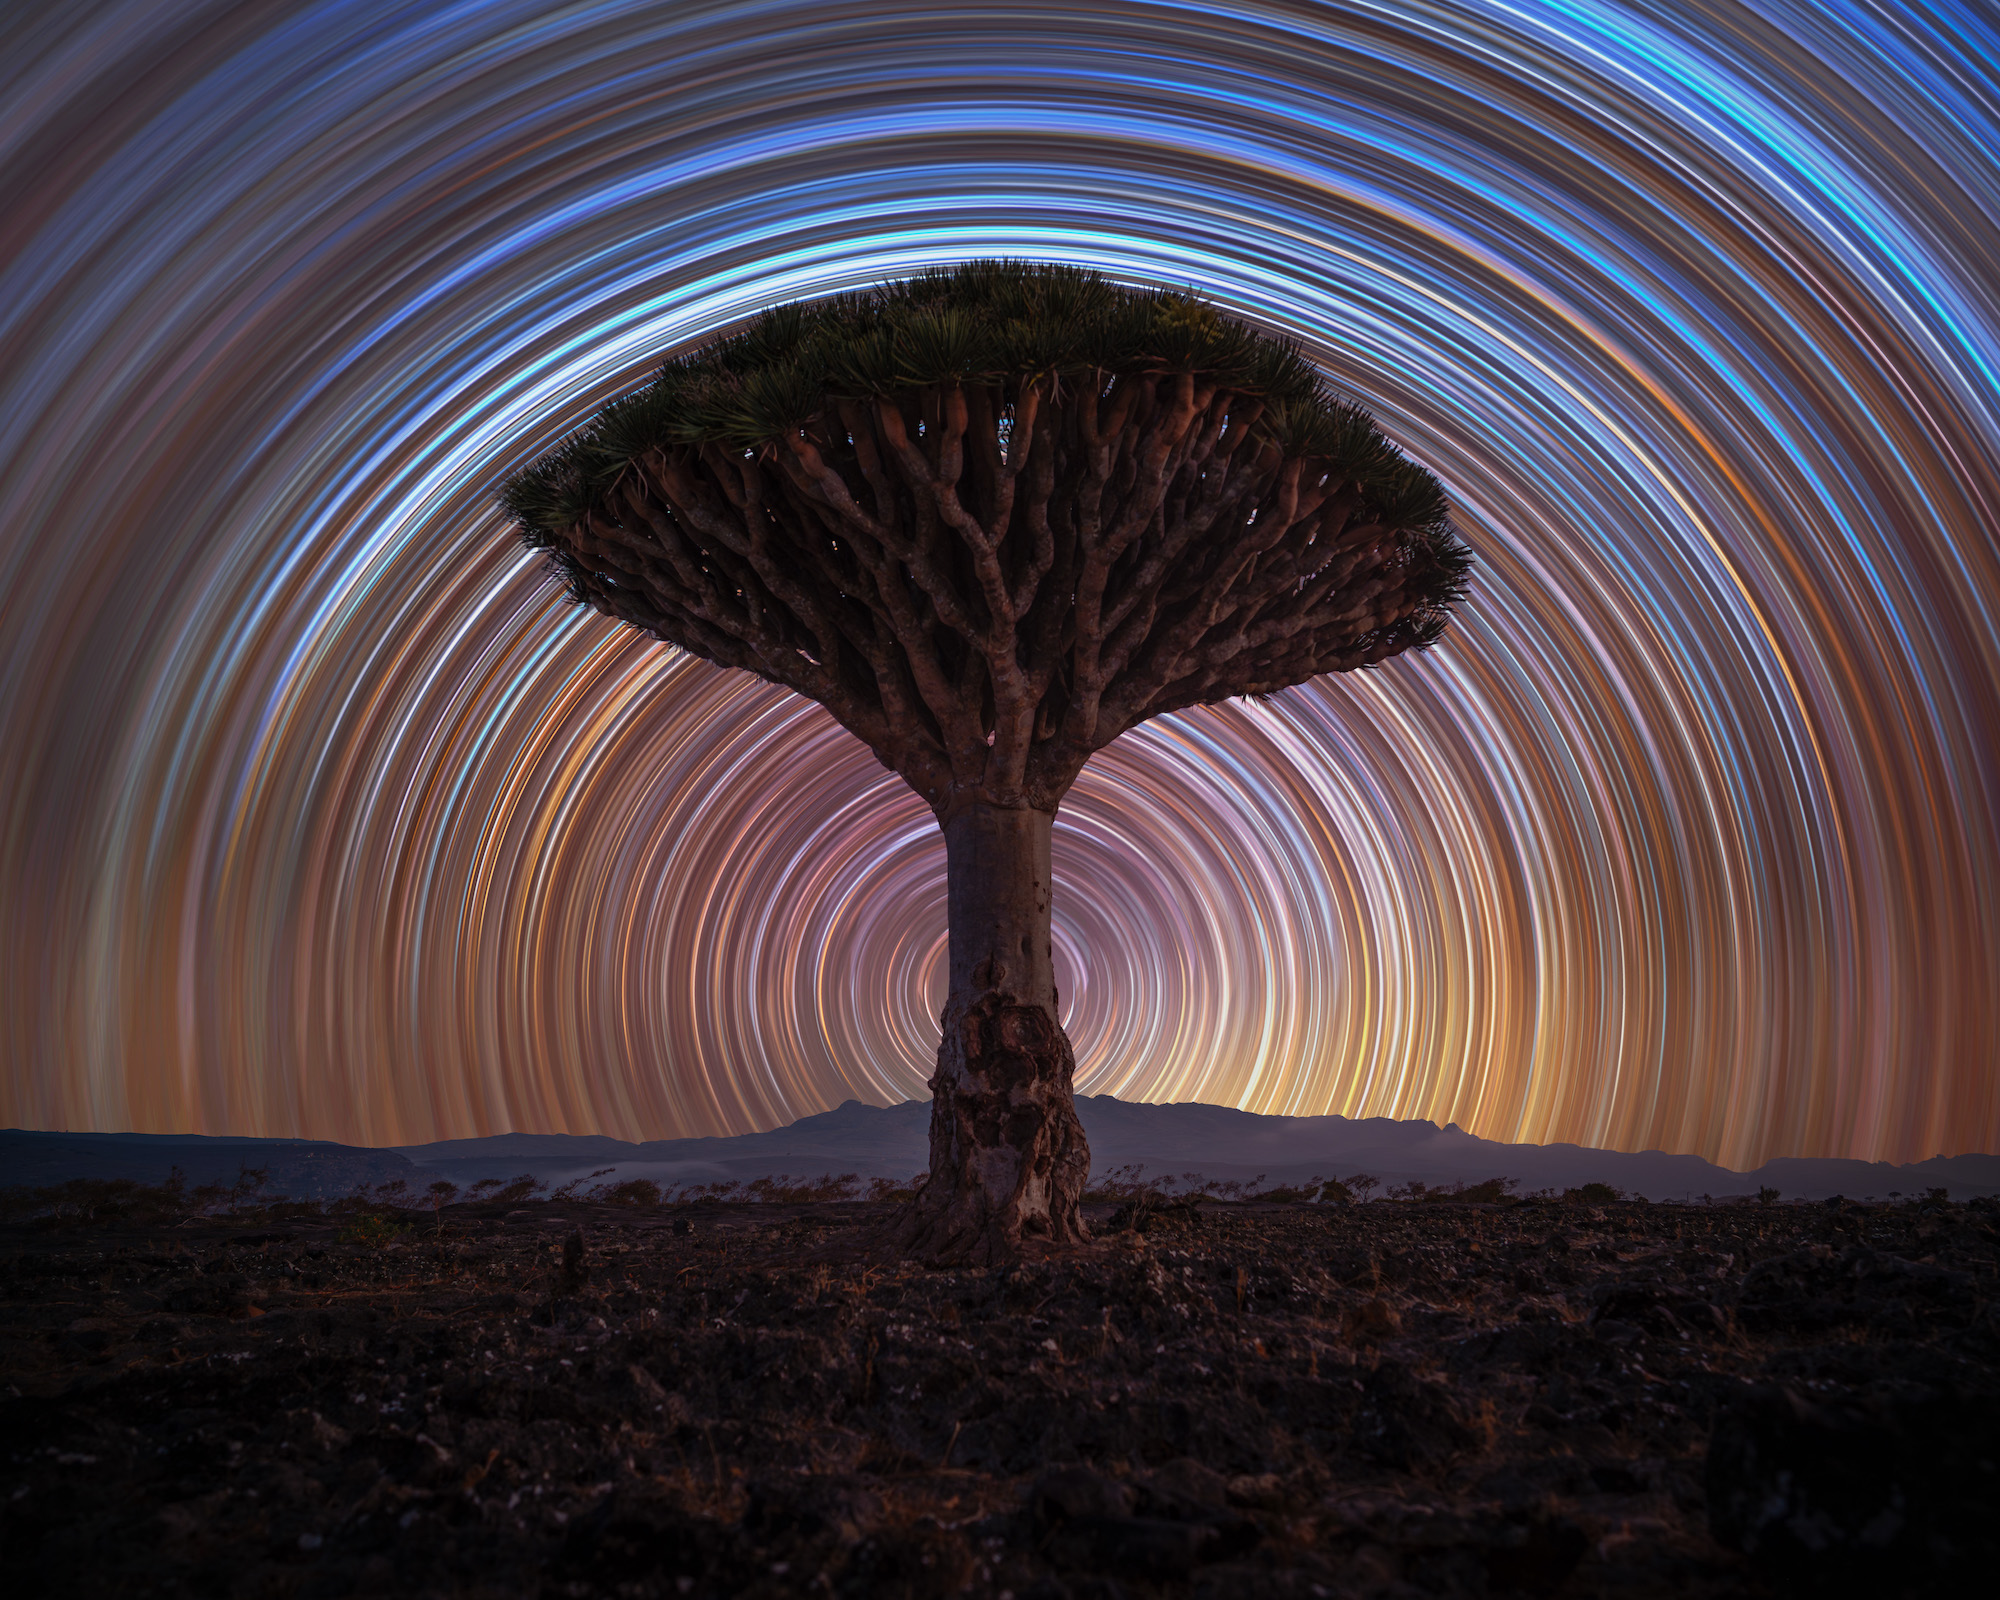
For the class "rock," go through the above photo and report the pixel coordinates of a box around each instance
[1014,1581,1127,1600]
[154,1488,231,1550]
[1224,1472,1289,1510]
[556,1492,745,1590]
[1356,1362,1488,1469]
[619,1362,668,1404]
[1044,1515,1223,1578]
[1137,1456,1228,1511]
[1592,1281,1721,1341]
[743,1476,882,1546]
[1706,1383,2000,1596]
[1191,1564,1339,1600]
[9,1184,1996,1599]
[1031,1462,1258,1577]
[1325,1246,1378,1288]
[164,1273,249,1317]
[560,1229,588,1293]
[61,1318,117,1354]
[840,1520,975,1598]
[1481,1512,1588,1594]
[1029,1466,1136,1530]
[1343,1296,1401,1342]
[1736,1246,1975,1336]
[1322,1490,1583,1596]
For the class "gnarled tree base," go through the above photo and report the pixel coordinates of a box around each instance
[895,994,1091,1266]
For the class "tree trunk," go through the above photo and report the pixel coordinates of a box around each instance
[896,803,1091,1264]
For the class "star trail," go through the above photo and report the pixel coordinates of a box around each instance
[3,0,1996,1168]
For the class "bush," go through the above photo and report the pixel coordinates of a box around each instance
[550,1168,617,1202]
[1245,1179,1317,1203]
[598,1179,662,1207]
[1563,1182,1622,1205]
[656,1173,869,1204]
[0,1175,190,1227]
[1107,1190,1203,1235]
[1082,1164,1157,1202]
[742,1174,861,1203]
[1085,1165,1278,1202]
[339,1212,412,1248]
[0,1164,311,1228]
[1384,1177,1521,1204]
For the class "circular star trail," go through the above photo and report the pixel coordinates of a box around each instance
[3,0,1996,1167]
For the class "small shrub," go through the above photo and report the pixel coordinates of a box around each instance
[425,1179,459,1225]
[1449,1177,1518,1205]
[1108,1191,1203,1235]
[670,1180,745,1203]
[1562,1182,1622,1205]
[598,1179,663,1207]
[339,1212,412,1248]
[550,1167,617,1202]
[2,1174,192,1227]
[865,1174,926,1202]
[229,1165,272,1209]
[1246,1175,1329,1204]
[742,1173,861,1203]
[1082,1164,1155,1202]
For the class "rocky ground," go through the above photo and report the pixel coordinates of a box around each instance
[3,1191,1997,1599]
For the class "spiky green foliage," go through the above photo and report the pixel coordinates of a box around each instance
[507,263,1341,528]
[502,261,1470,814]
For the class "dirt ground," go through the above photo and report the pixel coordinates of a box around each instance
[3,1193,1996,1599]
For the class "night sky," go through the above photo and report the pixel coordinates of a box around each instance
[4,0,1996,1169]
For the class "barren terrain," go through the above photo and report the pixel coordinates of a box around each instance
[4,1193,1996,1598]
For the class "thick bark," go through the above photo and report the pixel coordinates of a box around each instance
[895,803,1091,1264]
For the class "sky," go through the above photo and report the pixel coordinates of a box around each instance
[2,0,1996,1168]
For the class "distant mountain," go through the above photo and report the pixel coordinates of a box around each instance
[0,1130,423,1198]
[8,1100,1996,1201]
[391,1096,2000,1202]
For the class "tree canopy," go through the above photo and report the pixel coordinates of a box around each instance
[504,261,1469,815]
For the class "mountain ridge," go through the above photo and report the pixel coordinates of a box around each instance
[7,1097,1996,1201]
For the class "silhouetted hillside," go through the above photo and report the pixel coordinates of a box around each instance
[10,1100,1995,1201]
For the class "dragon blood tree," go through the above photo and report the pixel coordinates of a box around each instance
[503,262,1470,1263]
